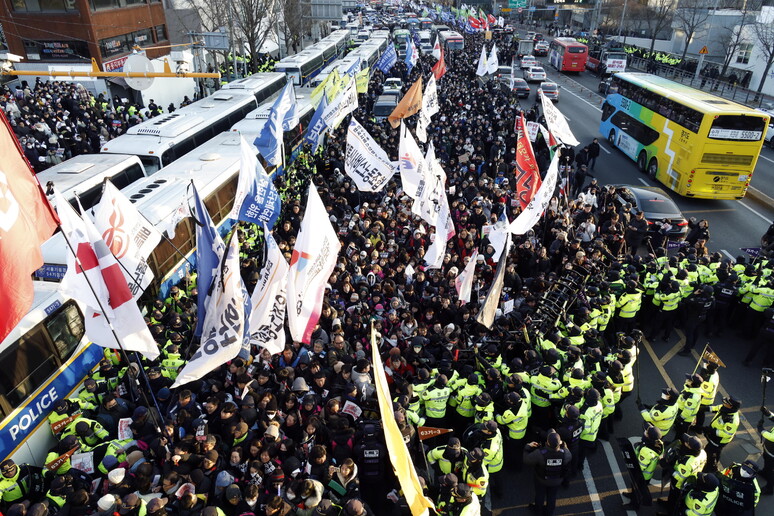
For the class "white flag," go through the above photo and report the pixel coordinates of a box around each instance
[56,190,159,360]
[399,124,428,199]
[509,153,559,235]
[248,226,288,355]
[322,78,358,132]
[498,15,504,27]
[476,45,488,77]
[287,185,341,344]
[173,235,246,387]
[94,181,162,299]
[424,191,453,269]
[416,75,439,143]
[455,250,478,303]
[432,36,441,61]
[164,196,189,240]
[345,119,396,192]
[541,93,579,146]
[487,215,510,261]
[412,142,446,226]
[487,43,499,75]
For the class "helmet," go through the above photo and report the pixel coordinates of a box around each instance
[698,472,720,490]
[483,420,498,433]
[475,393,492,406]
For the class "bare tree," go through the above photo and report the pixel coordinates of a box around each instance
[752,18,774,94]
[716,8,752,76]
[232,0,279,72]
[279,0,312,55]
[643,0,676,53]
[673,0,710,61]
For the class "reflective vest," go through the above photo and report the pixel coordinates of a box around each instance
[600,386,616,417]
[496,403,528,440]
[635,443,661,482]
[580,402,603,442]
[529,374,562,408]
[684,486,719,516]
[454,384,482,418]
[641,402,678,433]
[656,291,681,311]
[673,451,707,489]
[427,445,467,475]
[677,387,702,422]
[616,291,642,318]
[473,401,495,425]
[463,461,489,497]
[60,417,109,449]
[482,430,504,473]
[700,374,719,406]
[422,386,451,419]
[708,408,739,444]
[750,285,774,312]
[0,465,43,504]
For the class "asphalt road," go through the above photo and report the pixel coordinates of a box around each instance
[487,60,774,515]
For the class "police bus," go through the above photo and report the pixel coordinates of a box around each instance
[100,73,286,174]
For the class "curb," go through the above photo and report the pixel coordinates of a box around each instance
[746,187,774,208]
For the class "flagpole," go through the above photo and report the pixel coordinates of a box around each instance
[692,342,710,375]
[57,224,167,442]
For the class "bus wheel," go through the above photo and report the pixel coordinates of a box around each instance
[637,151,648,173]
[648,158,658,179]
[608,130,616,145]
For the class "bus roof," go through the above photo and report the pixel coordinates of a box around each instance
[231,89,315,143]
[616,73,764,114]
[1,282,67,349]
[275,49,326,68]
[36,154,143,197]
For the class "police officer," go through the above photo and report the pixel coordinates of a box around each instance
[704,396,741,472]
[717,460,761,515]
[0,459,44,508]
[354,424,387,505]
[556,405,583,484]
[695,361,720,430]
[422,375,452,428]
[529,365,563,433]
[659,434,706,513]
[496,392,529,471]
[678,285,715,356]
[760,405,774,494]
[577,389,603,471]
[623,425,663,509]
[680,472,720,516]
[674,374,703,439]
[523,431,571,516]
[426,437,466,478]
[462,448,489,513]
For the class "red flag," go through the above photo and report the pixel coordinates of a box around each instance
[488,14,497,27]
[0,111,59,342]
[480,16,488,30]
[514,114,542,209]
[432,46,447,80]
[468,16,481,29]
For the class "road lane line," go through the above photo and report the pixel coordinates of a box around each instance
[759,154,774,165]
[638,178,649,186]
[601,440,638,516]
[582,461,605,514]
[659,339,685,365]
[738,201,773,224]
[721,249,735,261]
[599,144,612,155]
[641,338,677,390]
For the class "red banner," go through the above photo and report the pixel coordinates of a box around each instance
[0,111,59,342]
[432,47,447,80]
[418,426,454,441]
[514,114,542,210]
[468,16,481,29]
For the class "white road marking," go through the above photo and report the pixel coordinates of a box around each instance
[758,154,774,165]
[738,201,774,224]
[601,440,638,516]
[638,178,649,186]
[582,460,605,514]
[721,249,736,261]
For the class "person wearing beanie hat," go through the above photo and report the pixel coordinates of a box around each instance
[524,431,571,516]
[96,494,117,514]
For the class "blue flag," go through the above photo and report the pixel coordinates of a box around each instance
[375,43,398,74]
[254,80,298,166]
[344,57,361,77]
[742,247,761,257]
[405,39,417,73]
[303,94,329,154]
[230,137,282,228]
[193,184,225,337]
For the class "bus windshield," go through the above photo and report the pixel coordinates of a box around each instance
[708,115,767,141]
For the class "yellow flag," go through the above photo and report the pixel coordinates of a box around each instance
[325,69,341,103]
[356,68,370,94]
[310,73,331,108]
[388,77,423,129]
[370,325,435,515]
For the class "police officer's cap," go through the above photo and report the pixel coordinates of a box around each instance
[591,371,607,385]
[585,388,600,402]
[452,483,472,500]
[609,360,623,372]
[467,373,479,384]
[546,431,562,448]
[435,374,448,388]
[448,437,461,449]
[75,421,90,436]
[571,368,584,380]
[724,396,742,411]
[565,405,580,419]
[475,393,492,406]
[643,425,662,442]
[468,448,485,462]
[698,472,720,490]
[506,392,521,405]
[685,373,703,387]
[681,434,702,452]
[440,473,458,487]
[484,420,498,433]
[539,365,555,377]
[417,368,430,380]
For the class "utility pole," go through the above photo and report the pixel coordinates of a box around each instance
[589,0,602,37]
[617,0,628,43]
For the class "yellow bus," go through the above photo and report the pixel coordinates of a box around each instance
[600,73,769,200]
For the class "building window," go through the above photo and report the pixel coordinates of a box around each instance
[99,29,157,58]
[22,39,90,60]
[154,25,167,42]
[736,43,753,65]
[13,0,76,11]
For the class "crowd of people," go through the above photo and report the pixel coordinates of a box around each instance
[2,20,774,516]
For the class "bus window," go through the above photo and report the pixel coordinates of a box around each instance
[0,329,59,410]
[76,184,104,213]
[143,155,164,174]
[112,164,145,190]
[611,111,660,145]
[709,115,767,141]
[47,302,84,360]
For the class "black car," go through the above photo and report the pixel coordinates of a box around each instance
[610,185,689,240]
[511,78,531,98]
